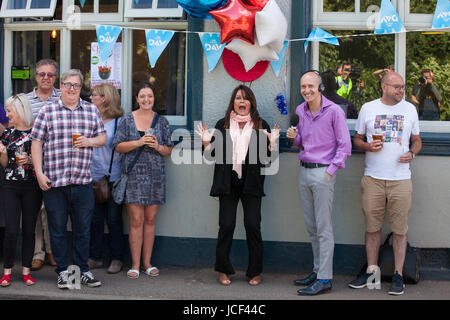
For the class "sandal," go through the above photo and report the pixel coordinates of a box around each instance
[0,274,11,287]
[127,269,140,279]
[248,275,262,286]
[218,273,231,286]
[144,267,159,277]
[22,274,35,286]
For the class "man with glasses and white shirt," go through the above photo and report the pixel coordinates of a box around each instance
[26,59,61,271]
[31,69,107,289]
[349,72,422,295]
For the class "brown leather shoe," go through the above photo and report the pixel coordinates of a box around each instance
[31,259,45,271]
[47,253,57,266]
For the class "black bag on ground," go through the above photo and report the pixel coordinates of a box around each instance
[358,233,421,284]
[378,232,421,284]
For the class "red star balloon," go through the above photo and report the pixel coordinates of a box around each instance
[209,0,260,44]
[242,0,269,10]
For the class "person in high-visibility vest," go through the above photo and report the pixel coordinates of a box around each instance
[335,63,353,100]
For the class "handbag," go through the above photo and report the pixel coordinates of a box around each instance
[378,232,421,284]
[112,113,159,205]
[93,119,118,204]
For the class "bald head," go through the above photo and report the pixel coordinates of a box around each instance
[301,71,322,85]
[381,71,403,85]
[381,71,405,105]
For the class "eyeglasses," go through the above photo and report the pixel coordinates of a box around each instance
[61,82,82,91]
[384,83,406,91]
[90,92,101,97]
[36,72,56,78]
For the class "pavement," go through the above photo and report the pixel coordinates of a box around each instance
[0,262,449,301]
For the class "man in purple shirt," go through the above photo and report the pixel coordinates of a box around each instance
[287,71,352,295]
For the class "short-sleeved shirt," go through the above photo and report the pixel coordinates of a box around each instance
[1,128,36,181]
[92,117,122,182]
[355,99,420,180]
[112,112,173,206]
[31,98,106,187]
[26,88,61,119]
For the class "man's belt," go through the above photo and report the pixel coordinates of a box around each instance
[300,161,328,168]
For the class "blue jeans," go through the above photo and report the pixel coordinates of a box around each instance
[43,183,94,274]
[90,182,124,262]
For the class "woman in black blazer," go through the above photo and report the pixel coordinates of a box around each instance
[196,85,279,286]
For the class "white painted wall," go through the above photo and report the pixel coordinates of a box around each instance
[154,152,450,248]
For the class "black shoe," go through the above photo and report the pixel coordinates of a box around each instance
[81,271,102,287]
[294,272,317,286]
[297,280,332,296]
[57,270,69,289]
[348,273,373,289]
[388,271,405,295]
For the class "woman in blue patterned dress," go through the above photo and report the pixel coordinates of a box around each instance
[113,82,173,279]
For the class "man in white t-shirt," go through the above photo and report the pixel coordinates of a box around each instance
[348,72,422,296]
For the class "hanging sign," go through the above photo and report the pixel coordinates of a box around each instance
[96,25,123,65]
[145,29,175,68]
[270,41,288,77]
[432,0,450,29]
[304,27,339,52]
[198,33,226,72]
[374,0,405,34]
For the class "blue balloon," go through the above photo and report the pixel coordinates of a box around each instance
[176,0,228,19]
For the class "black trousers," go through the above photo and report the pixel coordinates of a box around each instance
[215,173,263,278]
[2,180,42,269]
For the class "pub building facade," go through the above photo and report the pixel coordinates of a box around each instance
[0,0,448,277]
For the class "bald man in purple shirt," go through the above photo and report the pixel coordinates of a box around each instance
[287,71,352,296]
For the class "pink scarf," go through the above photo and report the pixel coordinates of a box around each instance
[229,111,253,179]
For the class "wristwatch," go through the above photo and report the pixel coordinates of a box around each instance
[409,150,415,159]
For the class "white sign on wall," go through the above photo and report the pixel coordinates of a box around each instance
[91,42,122,89]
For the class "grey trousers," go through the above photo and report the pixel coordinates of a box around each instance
[298,166,336,280]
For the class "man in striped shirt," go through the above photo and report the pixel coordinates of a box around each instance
[26,59,60,271]
[31,69,107,289]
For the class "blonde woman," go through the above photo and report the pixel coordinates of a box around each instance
[89,84,125,274]
[0,94,42,286]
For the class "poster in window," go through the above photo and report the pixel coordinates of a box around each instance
[91,42,122,89]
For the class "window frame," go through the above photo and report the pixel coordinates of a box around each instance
[0,0,58,18]
[64,0,124,23]
[2,2,190,126]
[124,0,184,18]
[312,0,450,133]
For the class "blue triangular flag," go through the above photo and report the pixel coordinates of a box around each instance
[145,30,175,68]
[271,41,288,77]
[79,0,85,8]
[374,0,405,34]
[432,0,450,29]
[304,28,339,53]
[198,33,225,72]
[96,25,123,65]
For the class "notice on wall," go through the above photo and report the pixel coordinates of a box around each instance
[91,42,122,89]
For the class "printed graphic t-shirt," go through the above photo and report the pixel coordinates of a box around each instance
[355,99,420,180]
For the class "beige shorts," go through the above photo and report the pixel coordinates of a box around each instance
[361,175,412,235]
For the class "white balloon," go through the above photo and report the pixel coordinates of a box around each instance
[226,37,279,72]
[255,0,288,53]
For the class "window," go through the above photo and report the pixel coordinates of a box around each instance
[406,32,449,121]
[0,0,57,17]
[319,30,395,118]
[125,0,183,18]
[65,0,123,22]
[12,30,60,95]
[132,30,186,119]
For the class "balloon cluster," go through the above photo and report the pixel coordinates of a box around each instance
[177,0,287,81]
[275,93,288,115]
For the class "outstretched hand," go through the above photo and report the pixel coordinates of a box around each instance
[195,122,216,145]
